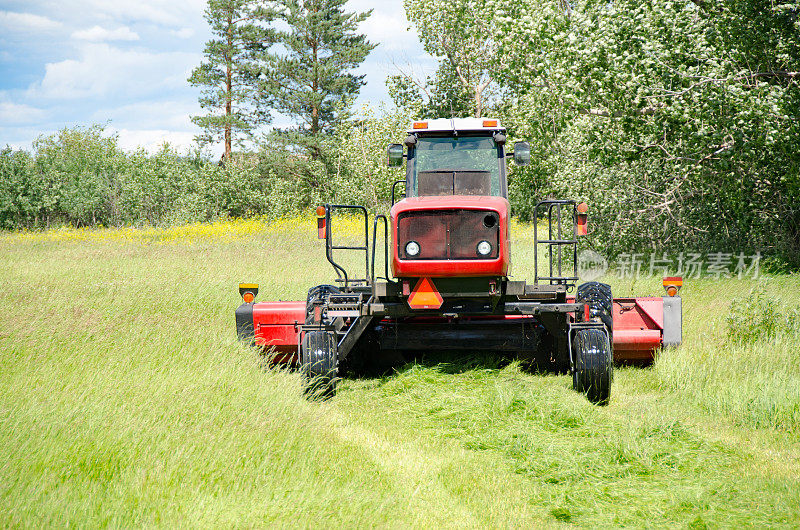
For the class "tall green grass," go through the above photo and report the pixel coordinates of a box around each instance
[654,279,800,433]
[1,219,799,526]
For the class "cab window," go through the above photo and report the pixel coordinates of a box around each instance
[409,136,504,197]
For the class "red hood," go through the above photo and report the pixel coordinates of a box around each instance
[390,195,510,217]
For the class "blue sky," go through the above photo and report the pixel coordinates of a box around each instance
[0,0,435,153]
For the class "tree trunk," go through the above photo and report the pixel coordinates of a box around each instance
[311,39,319,136]
[309,26,320,160]
[225,13,233,164]
[225,67,232,163]
[474,78,492,118]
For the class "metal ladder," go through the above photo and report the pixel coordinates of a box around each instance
[322,205,392,290]
[533,200,578,286]
[322,204,370,288]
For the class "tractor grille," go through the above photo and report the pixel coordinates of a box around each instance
[397,209,499,260]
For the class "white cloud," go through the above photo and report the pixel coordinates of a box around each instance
[90,99,198,130]
[23,0,206,29]
[82,0,206,27]
[72,25,140,42]
[0,10,62,31]
[342,1,434,111]
[170,27,194,39]
[0,101,46,124]
[358,10,416,52]
[110,127,195,152]
[30,43,200,99]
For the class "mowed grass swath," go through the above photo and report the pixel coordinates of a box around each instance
[1,219,799,526]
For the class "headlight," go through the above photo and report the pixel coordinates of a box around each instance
[477,240,492,256]
[405,241,420,257]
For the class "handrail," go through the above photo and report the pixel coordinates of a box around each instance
[534,199,578,287]
[324,204,369,288]
[323,206,348,284]
[370,214,390,284]
[391,179,406,206]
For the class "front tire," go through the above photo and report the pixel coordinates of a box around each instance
[572,328,612,405]
[301,330,339,399]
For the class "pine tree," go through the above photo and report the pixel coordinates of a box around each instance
[264,0,375,157]
[189,0,276,163]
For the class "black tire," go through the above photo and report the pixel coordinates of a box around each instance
[305,284,340,325]
[301,330,339,399]
[572,328,612,405]
[576,281,614,346]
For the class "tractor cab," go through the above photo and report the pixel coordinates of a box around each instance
[386,118,530,279]
[387,118,530,200]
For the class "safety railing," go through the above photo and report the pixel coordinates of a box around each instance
[534,200,578,286]
[323,204,370,288]
[391,179,406,206]
[371,214,389,284]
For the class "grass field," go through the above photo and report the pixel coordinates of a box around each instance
[1,217,799,527]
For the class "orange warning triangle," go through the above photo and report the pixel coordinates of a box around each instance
[407,277,443,310]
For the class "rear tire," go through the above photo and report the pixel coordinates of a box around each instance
[572,328,612,405]
[576,281,614,346]
[301,330,339,399]
[305,284,340,325]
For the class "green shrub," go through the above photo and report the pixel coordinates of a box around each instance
[0,126,280,229]
[726,284,800,343]
[0,147,38,229]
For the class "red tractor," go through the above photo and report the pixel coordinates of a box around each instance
[235,118,683,404]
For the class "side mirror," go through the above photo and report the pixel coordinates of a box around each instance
[386,144,404,167]
[513,141,531,166]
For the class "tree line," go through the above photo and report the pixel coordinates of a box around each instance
[392,0,800,266]
[1,0,798,267]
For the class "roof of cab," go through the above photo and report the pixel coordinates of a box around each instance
[408,117,504,134]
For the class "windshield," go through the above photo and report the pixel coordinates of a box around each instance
[409,136,504,197]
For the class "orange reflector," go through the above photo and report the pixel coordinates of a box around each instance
[663,276,683,297]
[577,202,588,214]
[482,119,498,127]
[576,214,588,236]
[407,277,443,310]
[315,205,326,217]
[412,121,428,129]
[242,292,255,303]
